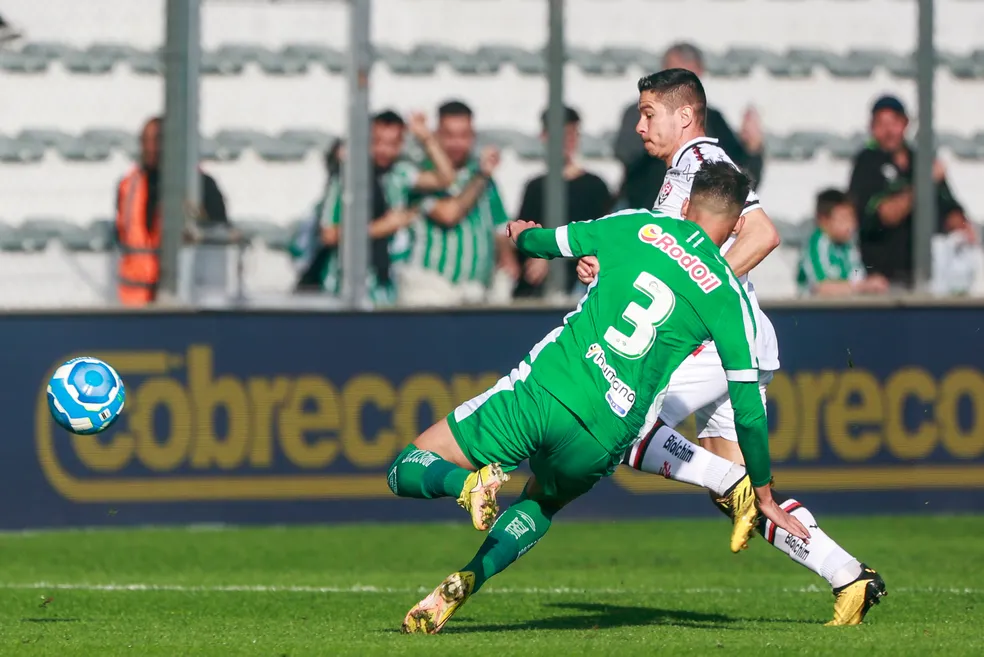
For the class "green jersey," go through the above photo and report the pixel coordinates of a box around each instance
[407,160,509,285]
[797,229,865,293]
[516,210,772,486]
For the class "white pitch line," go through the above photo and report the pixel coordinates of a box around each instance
[0,582,979,595]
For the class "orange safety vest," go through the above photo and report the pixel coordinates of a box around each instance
[116,167,161,305]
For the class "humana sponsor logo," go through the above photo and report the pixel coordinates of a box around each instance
[638,223,722,293]
[585,343,636,418]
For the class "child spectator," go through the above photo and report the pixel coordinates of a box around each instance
[797,189,889,296]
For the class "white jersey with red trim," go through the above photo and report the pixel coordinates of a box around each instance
[653,137,779,371]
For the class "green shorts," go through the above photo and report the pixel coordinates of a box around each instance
[447,371,620,503]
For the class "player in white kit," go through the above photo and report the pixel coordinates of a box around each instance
[579,69,886,625]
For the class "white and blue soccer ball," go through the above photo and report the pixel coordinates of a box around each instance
[47,357,126,435]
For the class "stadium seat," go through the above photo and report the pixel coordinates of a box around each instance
[237,219,293,251]
[852,49,915,78]
[716,48,762,76]
[0,222,36,251]
[82,128,139,159]
[0,136,44,163]
[0,51,48,73]
[478,129,541,159]
[476,45,545,75]
[764,50,815,78]
[22,217,96,251]
[127,49,164,75]
[763,134,795,161]
[567,47,626,76]
[280,43,346,73]
[825,132,866,160]
[579,133,612,159]
[61,50,116,74]
[374,45,438,75]
[20,41,76,62]
[938,132,983,160]
[200,50,244,76]
[773,219,814,248]
[599,47,662,73]
[253,136,308,162]
[85,219,117,252]
[17,129,111,161]
[214,129,268,153]
[278,129,336,152]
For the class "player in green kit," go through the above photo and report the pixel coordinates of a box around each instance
[386,161,810,635]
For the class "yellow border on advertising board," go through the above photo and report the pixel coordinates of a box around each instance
[36,352,984,503]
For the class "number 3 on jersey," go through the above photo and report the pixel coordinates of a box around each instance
[603,272,676,359]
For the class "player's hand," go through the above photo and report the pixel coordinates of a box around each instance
[505,220,540,244]
[576,256,600,284]
[861,274,890,294]
[524,257,550,285]
[755,487,811,542]
[408,111,431,141]
[740,106,763,154]
[479,147,500,176]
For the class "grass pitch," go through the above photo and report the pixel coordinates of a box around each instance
[0,515,981,656]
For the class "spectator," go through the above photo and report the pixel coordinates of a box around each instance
[797,189,889,296]
[0,13,23,45]
[514,106,612,297]
[398,100,514,307]
[115,116,228,306]
[849,95,975,288]
[613,42,764,211]
[290,110,456,304]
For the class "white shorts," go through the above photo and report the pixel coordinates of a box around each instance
[658,343,774,442]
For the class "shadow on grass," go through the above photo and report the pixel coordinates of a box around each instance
[448,602,738,633]
[21,618,81,623]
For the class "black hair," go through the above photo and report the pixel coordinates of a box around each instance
[372,109,405,127]
[690,160,751,217]
[539,106,581,132]
[438,100,473,120]
[324,138,344,178]
[815,188,852,219]
[637,68,707,128]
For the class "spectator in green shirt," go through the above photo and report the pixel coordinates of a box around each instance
[398,100,518,307]
[797,189,890,296]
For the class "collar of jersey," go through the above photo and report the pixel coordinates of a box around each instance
[671,136,720,168]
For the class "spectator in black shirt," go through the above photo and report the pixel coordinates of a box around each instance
[514,106,612,297]
[613,42,764,210]
[848,95,974,287]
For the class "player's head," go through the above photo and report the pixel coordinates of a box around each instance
[815,188,857,244]
[539,105,581,161]
[140,116,162,170]
[437,100,475,167]
[371,110,406,169]
[662,43,705,77]
[636,69,707,163]
[870,95,908,154]
[681,161,751,245]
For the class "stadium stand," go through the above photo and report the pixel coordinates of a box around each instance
[1,0,983,304]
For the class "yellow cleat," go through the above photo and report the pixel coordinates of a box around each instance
[457,463,509,531]
[723,474,758,553]
[402,571,476,635]
[826,564,887,626]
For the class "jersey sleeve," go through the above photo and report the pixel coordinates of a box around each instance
[486,179,510,228]
[705,282,771,487]
[515,218,609,259]
[799,233,835,286]
[742,187,762,216]
[385,161,420,210]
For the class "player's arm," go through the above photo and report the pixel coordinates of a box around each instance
[723,206,781,278]
[407,112,456,190]
[707,290,810,540]
[426,147,498,227]
[508,218,601,260]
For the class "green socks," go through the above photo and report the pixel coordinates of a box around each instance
[462,495,557,593]
[387,443,471,499]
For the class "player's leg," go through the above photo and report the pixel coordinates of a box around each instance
[699,389,887,625]
[623,347,747,495]
[403,383,614,634]
[387,369,539,530]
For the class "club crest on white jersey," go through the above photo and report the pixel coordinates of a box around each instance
[653,137,762,220]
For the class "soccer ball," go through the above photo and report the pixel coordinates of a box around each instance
[47,357,126,435]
